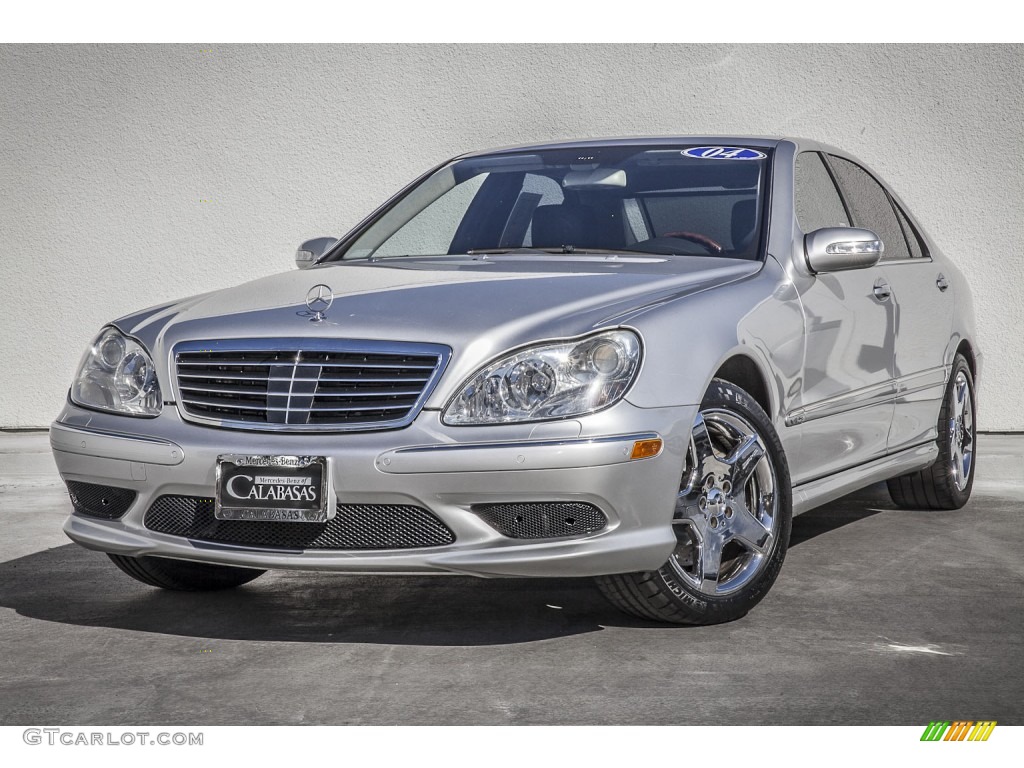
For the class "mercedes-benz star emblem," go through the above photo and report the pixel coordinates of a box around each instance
[305,284,334,322]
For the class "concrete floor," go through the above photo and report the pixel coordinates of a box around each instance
[0,431,1021,725]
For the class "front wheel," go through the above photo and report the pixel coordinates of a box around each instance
[596,379,793,625]
[108,554,265,591]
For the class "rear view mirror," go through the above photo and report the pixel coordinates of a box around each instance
[562,168,627,188]
[295,237,338,269]
[804,227,883,273]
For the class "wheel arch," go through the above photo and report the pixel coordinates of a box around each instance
[712,353,773,419]
[955,338,977,379]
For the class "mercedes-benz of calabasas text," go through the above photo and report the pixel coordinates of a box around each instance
[51,137,980,624]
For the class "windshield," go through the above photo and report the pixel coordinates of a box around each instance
[329,145,771,262]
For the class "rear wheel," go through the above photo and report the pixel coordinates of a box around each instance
[596,379,792,625]
[108,554,265,591]
[887,354,976,510]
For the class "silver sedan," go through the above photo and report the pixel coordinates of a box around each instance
[51,137,980,624]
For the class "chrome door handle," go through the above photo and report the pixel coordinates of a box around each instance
[936,273,949,291]
[873,278,891,302]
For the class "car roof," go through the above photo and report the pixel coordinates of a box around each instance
[457,136,868,173]
[460,136,790,158]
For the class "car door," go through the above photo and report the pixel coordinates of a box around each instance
[883,203,954,450]
[789,152,896,485]
[824,156,954,453]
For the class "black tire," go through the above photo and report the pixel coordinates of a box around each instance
[887,354,976,510]
[108,554,265,591]
[596,378,793,625]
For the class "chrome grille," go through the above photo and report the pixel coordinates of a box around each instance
[174,339,449,431]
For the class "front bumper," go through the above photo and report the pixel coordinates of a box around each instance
[51,401,694,578]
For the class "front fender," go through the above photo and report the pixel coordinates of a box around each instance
[624,256,803,433]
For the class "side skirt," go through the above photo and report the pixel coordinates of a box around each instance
[792,442,938,515]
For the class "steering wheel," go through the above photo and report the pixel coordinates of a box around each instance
[661,231,725,254]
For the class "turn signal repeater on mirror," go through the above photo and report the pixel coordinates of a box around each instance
[630,438,663,460]
[825,239,883,255]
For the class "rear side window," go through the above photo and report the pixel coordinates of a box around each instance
[893,202,928,259]
[794,152,850,232]
[827,155,910,262]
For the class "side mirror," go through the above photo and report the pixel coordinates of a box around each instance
[295,237,338,270]
[804,227,883,273]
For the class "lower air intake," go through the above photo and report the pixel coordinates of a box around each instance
[144,495,455,550]
[472,501,608,539]
[66,481,136,520]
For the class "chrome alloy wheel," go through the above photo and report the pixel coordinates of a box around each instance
[949,369,974,492]
[670,409,779,596]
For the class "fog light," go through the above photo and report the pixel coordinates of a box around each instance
[630,438,663,460]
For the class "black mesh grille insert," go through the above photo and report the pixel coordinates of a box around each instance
[144,495,456,550]
[473,502,608,539]
[66,481,136,520]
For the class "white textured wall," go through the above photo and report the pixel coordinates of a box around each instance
[1,44,1021,429]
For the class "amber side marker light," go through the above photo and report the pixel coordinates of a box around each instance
[630,438,663,460]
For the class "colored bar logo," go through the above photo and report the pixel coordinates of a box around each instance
[920,721,997,741]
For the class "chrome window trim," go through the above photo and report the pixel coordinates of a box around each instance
[170,337,452,433]
[878,257,934,266]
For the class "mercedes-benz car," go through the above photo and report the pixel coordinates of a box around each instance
[51,137,980,625]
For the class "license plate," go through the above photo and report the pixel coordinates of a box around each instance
[215,455,331,522]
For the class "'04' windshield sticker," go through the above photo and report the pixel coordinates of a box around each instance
[682,146,767,160]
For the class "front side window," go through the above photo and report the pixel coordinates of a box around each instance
[827,155,911,262]
[331,146,771,262]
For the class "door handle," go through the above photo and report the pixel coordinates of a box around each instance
[936,273,949,292]
[873,277,891,302]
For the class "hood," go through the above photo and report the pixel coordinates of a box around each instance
[116,255,761,405]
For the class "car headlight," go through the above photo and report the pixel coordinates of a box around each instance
[443,330,642,425]
[70,327,162,417]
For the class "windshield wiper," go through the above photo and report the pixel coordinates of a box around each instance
[465,247,558,255]
[361,247,670,260]
[466,246,665,257]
